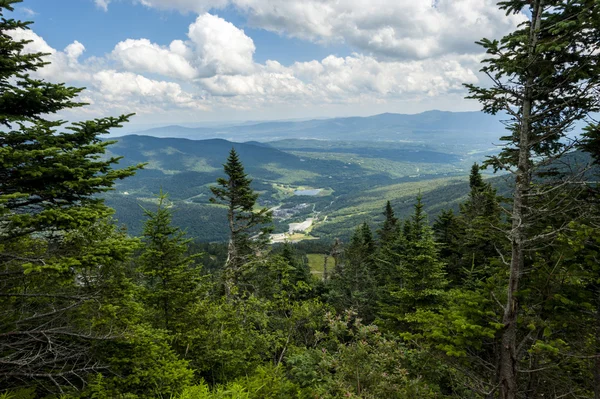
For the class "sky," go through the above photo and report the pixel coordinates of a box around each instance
[8,0,526,127]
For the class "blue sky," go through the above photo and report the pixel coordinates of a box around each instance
[8,0,526,126]
[15,1,349,65]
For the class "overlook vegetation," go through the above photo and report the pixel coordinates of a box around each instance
[2,1,600,399]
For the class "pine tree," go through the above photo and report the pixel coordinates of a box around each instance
[405,192,427,242]
[138,192,202,332]
[466,1,600,396]
[377,201,399,246]
[328,223,377,321]
[378,196,446,329]
[210,148,272,297]
[0,2,142,392]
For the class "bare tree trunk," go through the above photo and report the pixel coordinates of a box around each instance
[498,2,543,398]
[224,204,237,299]
[595,297,600,399]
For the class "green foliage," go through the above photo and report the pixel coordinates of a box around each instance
[377,200,399,245]
[0,2,142,393]
[138,191,203,332]
[174,365,306,399]
[85,327,193,399]
[287,311,438,398]
[328,223,378,321]
[210,148,273,296]
[378,196,447,329]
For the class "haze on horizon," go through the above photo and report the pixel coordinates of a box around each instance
[9,0,526,128]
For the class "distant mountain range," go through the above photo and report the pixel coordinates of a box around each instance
[125,111,507,143]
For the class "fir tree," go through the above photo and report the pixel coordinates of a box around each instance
[210,148,272,297]
[138,192,202,332]
[377,200,399,246]
[378,196,446,328]
[0,2,142,392]
[466,1,600,396]
[329,223,377,321]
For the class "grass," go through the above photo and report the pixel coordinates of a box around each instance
[306,253,328,278]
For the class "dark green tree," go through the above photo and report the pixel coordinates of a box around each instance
[138,192,202,332]
[210,148,272,297]
[0,1,142,392]
[328,223,377,321]
[378,196,446,330]
[466,1,600,396]
[377,200,399,246]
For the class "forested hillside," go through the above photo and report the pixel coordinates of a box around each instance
[2,1,600,399]
[105,134,498,241]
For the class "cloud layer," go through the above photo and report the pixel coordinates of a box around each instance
[134,0,524,59]
[6,1,525,120]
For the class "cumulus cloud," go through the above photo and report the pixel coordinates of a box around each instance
[91,70,207,112]
[198,53,479,109]
[188,13,256,76]
[5,5,495,119]
[111,14,255,80]
[6,28,206,116]
[112,39,197,80]
[129,0,525,60]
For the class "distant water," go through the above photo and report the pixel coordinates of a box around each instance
[294,189,321,196]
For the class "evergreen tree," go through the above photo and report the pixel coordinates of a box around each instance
[404,192,427,242]
[138,192,202,332]
[377,200,399,246]
[378,196,446,329]
[466,1,600,396]
[328,224,377,321]
[0,2,142,392]
[432,209,463,283]
[281,242,312,289]
[210,148,272,297]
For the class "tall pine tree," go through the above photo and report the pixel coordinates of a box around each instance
[0,1,142,392]
[210,148,272,297]
[466,1,600,396]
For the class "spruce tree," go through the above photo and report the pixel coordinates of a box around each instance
[138,192,202,332]
[466,1,600,396]
[210,148,272,297]
[378,196,446,329]
[377,200,399,246]
[0,1,142,392]
[328,223,377,321]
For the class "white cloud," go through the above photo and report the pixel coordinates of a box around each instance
[6,28,206,116]
[128,0,525,60]
[112,39,197,80]
[95,0,110,11]
[91,70,208,112]
[65,41,85,60]
[197,53,479,112]
[19,7,37,16]
[5,9,492,120]
[187,13,256,76]
[111,14,255,80]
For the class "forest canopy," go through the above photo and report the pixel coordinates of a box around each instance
[1,0,600,398]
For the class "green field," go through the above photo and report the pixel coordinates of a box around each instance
[306,253,328,279]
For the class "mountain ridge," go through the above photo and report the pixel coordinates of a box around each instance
[122,110,506,142]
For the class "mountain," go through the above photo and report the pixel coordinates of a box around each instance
[104,134,485,242]
[125,111,506,143]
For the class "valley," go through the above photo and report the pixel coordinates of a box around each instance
[104,111,505,243]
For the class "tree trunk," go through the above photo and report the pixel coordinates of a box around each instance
[225,204,237,298]
[595,296,600,399]
[498,2,543,398]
